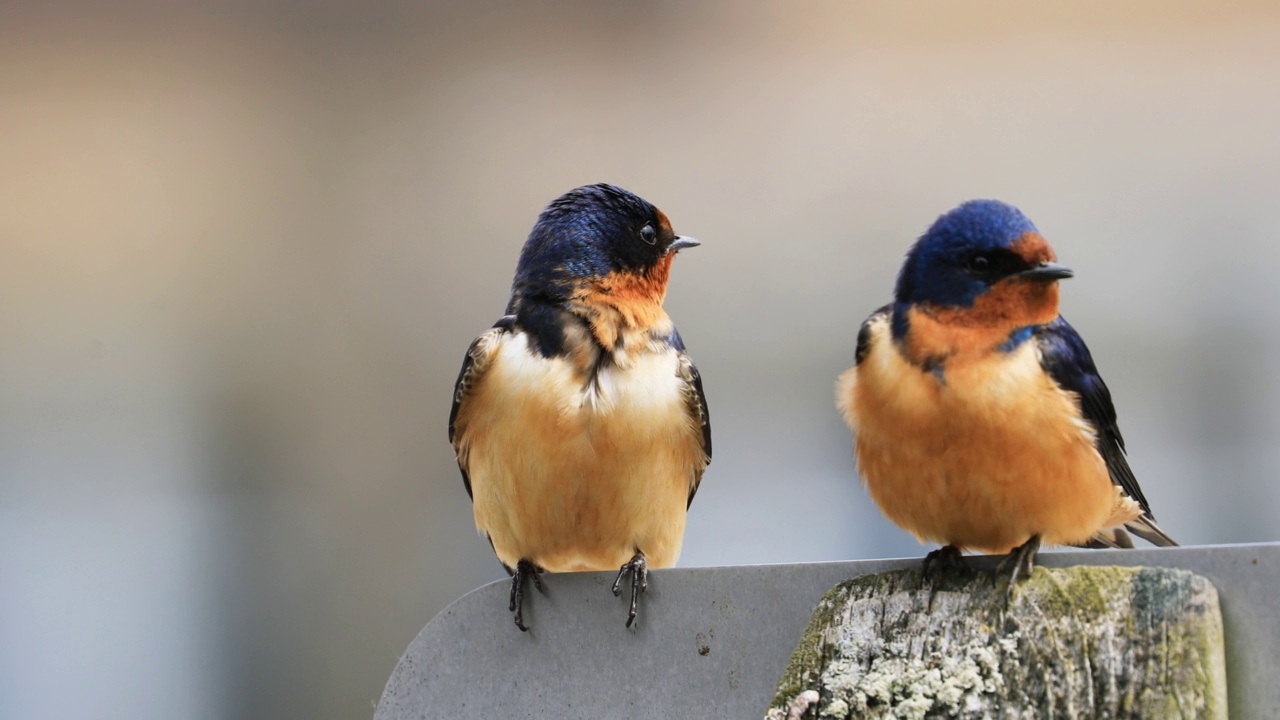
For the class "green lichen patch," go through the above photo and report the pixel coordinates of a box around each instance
[765,565,1227,720]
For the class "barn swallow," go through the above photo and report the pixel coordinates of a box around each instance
[449,184,711,630]
[836,199,1175,585]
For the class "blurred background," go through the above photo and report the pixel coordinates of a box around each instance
[2,1,1278,718]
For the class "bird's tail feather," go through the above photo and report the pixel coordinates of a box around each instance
[1126,515,1178,547]
[1084,527,1135,549]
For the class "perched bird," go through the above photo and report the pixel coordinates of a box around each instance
[449,184,711,630]
[836,199,1175,582]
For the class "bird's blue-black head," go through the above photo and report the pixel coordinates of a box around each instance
[511,184,698,302]
[894,199,1072,308]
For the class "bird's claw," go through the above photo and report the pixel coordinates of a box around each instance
[611,551,648,628]
[923,544,964,581]
[508,559,545,632]
[922,544,964,610]
[996,534,1041,606]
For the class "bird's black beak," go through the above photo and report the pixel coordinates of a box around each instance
[666,236,700,254]
[1018,261,1073,281]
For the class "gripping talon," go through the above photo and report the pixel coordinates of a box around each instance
[922,544,964,581]
[996,534,1041,605]
[921,544,964,610]
[508,559,544,632]
[612,551,649,628]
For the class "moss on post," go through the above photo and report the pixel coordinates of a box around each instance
[765,565,1226,720]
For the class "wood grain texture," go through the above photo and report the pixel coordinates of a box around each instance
[767,565,1226,720]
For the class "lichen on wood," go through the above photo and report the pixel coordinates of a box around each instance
[765,565,1226,720]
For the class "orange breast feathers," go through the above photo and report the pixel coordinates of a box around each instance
[455,331,705,572]
[903,280,1060,366]
[836,315,1140,554]
[571,256,675,350]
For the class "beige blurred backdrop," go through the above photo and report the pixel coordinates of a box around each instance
[3,2,1279,718]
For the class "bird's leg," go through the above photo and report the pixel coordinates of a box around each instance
[996,534,1041,605]
[923,544,964,580]
[611,550,648,628]
[508,559,545,632]
[921,544,964,609]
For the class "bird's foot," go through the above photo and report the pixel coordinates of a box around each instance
[995,534,1041,606]
[921,544,964,610]
[923,544,965,581]
[611,551,649,628]
[508,559,545,632]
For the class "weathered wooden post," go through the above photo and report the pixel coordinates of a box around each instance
[766,565,1226,719]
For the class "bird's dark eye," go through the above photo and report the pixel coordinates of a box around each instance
[639,224,658,245]
[965,252,992,274]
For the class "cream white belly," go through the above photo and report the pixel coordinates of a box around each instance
[461,333,702,571]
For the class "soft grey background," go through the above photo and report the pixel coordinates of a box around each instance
[2,2,1278,719]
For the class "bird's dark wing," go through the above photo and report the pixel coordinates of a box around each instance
[1035,316,1176,546]
[449,316,516,500]
[669,326,712,508]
